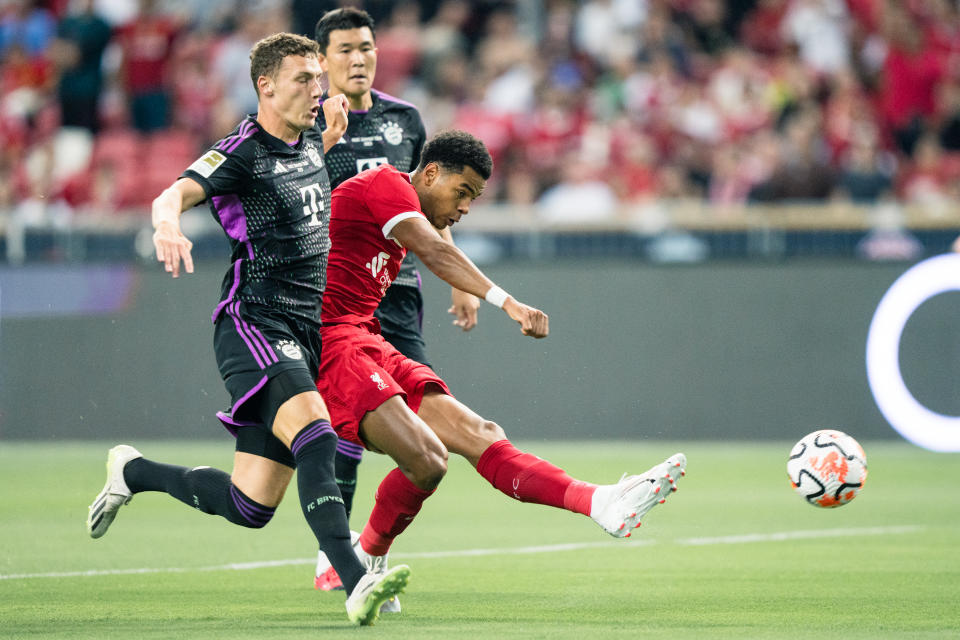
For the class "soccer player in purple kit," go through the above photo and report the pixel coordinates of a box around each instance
[84,32,407,626]
[309,7,480,595]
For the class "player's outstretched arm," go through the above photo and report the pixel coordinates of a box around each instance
[393,217,548,338]
[439,226,480,331]
[151,177,205,278]
[952,235,960,253]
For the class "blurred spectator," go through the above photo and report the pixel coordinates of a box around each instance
[52,0,112,132]
[537,153,618,224]
[575,0,647,65]
[899,133,957,213]
[835,127,893,204]
[781,0,851,76]
[419,0,471,89]
[877,3,946,155]
[935,78,960,152]
[0,0,56,58]
[707,143,754,207]
[751,106,835,201]
[114,0,181,132]
[207,9,266,140]
[740,0,790,56]
[674,0,734,66]
[370,2,421,95]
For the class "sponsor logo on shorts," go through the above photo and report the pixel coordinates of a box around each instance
[370,372,388,390]
[276,340,303,360]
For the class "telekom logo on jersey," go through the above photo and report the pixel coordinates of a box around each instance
[299,183,324,226]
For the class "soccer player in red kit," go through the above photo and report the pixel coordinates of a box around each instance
[316,130,686,586]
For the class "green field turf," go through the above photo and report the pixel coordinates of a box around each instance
[1,440,958,639]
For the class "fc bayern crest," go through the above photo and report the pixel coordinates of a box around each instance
[380,121,404,145]
[275,340,303,360]
[306,146,323,167]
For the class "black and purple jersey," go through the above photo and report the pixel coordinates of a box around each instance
[182,115,332,327]
[318,89,426,290]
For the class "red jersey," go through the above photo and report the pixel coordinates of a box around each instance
[322,165,425,325]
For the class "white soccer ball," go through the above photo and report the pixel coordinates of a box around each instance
[787,429,868,508]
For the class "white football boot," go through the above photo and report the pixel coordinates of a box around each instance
[590,453,686,537]
[86,444,143,538]
[314,530,361,591]
[344,565,411,626]
[355,544,401,613]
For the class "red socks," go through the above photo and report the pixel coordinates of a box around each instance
[360,440,596,556]
[476,439,596,516]
[359,467,435,556]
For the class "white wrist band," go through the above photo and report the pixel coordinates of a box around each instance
[485,285,509,308]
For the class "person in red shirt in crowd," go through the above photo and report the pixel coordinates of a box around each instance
[315,129,687,591]
[114,0,180,132]
[878,6,946,154]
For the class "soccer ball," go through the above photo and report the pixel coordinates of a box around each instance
[787,429,868,508]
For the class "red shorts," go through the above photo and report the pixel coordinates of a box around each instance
[317,321,451,448]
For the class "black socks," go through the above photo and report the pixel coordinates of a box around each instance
[123,459,275,528]
[291,420,366,594]
[334,439,364,520]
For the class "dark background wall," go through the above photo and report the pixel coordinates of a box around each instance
[2,259,958,441]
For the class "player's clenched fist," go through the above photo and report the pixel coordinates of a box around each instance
[503,298,549,339]
[153,221,194,278]
[322,93,349,138]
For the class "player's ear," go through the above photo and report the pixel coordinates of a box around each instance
[423,162,440,186]
[258,75,274,97]
[317,53,328,72]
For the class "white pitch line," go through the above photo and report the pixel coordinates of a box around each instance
[0,525,924,582]
[676,525,924,546]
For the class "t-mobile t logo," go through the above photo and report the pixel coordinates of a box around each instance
[299,183,325,226]
[356,157,388,173]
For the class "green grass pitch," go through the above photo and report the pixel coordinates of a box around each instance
[1,440,958,639]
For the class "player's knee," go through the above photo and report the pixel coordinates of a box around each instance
[409,446,448,490]
[228,483,276,529]
[475,419,506,443]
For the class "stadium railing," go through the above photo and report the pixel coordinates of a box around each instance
[0,201,958,264]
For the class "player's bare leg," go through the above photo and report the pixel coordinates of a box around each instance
[344,395,448,612]
[231,452,295,506]
[419,391,686,537]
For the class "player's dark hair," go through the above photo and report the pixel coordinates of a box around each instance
[249,32,320,96]
[418,130,493,181]
[314,7,376,53]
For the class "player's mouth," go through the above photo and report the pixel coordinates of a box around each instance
[309,105,320,119]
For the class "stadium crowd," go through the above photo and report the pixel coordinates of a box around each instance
[2,0,960,230]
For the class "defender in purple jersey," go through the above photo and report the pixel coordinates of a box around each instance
[84,32,407,626]
[311,7,480,596]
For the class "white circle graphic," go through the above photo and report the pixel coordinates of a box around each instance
[866,253,960,452]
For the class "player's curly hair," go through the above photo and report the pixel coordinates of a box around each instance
[418,130,493,181]
[315,7,376,53]
[249,32,320,96]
